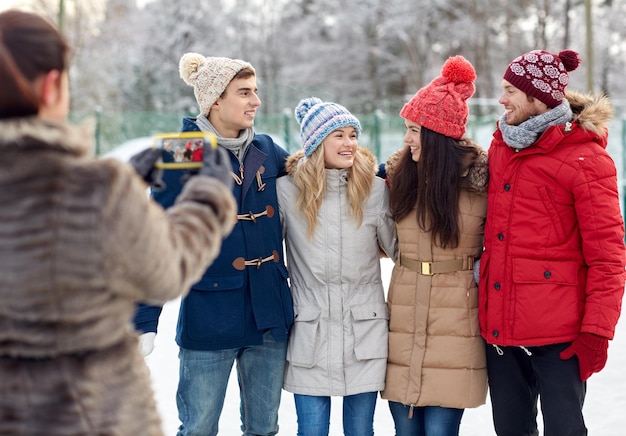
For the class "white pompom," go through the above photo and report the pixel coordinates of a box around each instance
[179,52,206,86]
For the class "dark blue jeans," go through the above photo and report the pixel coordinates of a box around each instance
[294,392,377,436]
[175,332,287,436]
[486,342,587,436]
[388,401,463,436]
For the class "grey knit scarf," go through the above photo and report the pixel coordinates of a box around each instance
[195,114,255,160]
[498,100,573,150]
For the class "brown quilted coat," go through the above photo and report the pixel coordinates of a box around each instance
[382,141,489,409]
[0,117,236,435]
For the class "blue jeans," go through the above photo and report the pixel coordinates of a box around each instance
[388,401,464,436]
[176,332,287,436]
[293,392,377,436]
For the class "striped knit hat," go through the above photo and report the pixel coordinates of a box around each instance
[503,49,581,108]
[179,53,255,116]
[295,97,361,157]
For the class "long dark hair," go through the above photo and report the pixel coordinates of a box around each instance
[389,127,479,249]
[0,10,69,119]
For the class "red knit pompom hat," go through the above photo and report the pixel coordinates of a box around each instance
[400,55,476,139]
[503,49,581,108]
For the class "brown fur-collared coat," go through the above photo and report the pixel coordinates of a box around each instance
[382,140,489,409]
[0,118,236,435]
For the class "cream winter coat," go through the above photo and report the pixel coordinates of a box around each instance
[382,143,489,409]
[278,148,397,396]
[0,118,236,435]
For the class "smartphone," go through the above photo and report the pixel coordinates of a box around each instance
[152,131,217,170]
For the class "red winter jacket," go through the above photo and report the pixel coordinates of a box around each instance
[479,92,625,347]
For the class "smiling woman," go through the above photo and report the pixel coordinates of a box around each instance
[277,97,397,435]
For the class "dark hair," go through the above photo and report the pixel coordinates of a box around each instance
[0,10,69,119]
[389,127,480,249]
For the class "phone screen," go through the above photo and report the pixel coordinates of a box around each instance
[152,132,217,170]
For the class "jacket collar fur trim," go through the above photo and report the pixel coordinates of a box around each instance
[566,91,613,137]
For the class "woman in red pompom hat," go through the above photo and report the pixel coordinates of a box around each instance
[380,55,489,435]
[481,48,624,435]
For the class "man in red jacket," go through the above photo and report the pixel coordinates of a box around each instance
[479,49,625,435]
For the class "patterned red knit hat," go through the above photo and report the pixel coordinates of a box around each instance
[503,49,581,108]
[400,55,476,139]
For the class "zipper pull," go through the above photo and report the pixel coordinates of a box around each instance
[239,165,244,181]
[408,404,415,419]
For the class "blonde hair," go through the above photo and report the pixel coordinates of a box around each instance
[292,144,375,239]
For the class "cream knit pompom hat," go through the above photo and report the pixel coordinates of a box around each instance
[179,53,255,116]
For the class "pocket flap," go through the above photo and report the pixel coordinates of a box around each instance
[192,273,244,291]
[350,303,389,321]
[512,258,578,285]
[293,306,321,322]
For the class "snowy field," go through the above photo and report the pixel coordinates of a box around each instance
[145,258,626,435]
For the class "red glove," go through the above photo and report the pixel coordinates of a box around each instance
[559,332,609,382]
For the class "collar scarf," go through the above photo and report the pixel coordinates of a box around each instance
[195,114,255,161]
[499,100,573,150]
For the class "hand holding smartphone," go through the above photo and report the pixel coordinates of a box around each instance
[152,132,217,170]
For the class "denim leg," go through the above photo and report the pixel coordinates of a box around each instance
[423,406,463,436]
[388,402,463,436]
[294,394,331,436]
[342,392,377,436]
[389,401,424,436]
[237,331,287,436]
[176,347,237,436]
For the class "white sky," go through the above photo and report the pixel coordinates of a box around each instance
[0,0,153,12]
[0,0,20,10]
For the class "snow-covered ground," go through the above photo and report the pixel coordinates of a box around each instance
[145,258,626,435]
